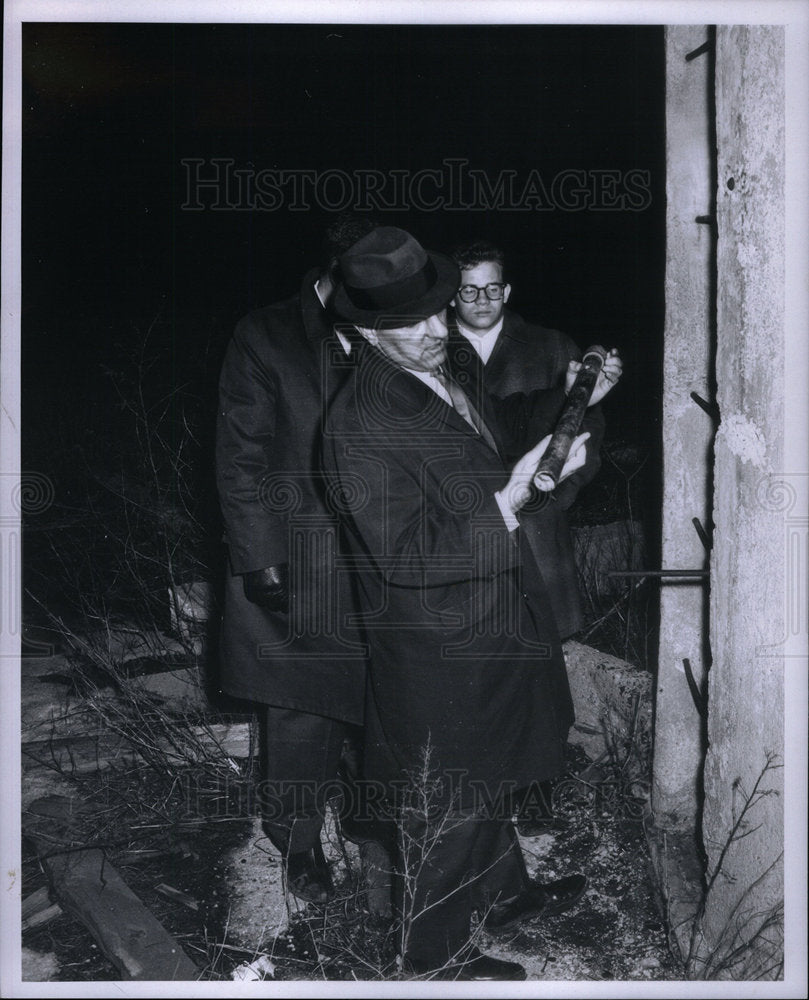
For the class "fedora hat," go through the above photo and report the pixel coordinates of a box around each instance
[333,227,460,327]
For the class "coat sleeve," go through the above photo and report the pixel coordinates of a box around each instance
[215,315,289,574]
[487,385,568,459]
[323,410,521,590]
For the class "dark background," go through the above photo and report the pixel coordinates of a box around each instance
[21,22,665,564]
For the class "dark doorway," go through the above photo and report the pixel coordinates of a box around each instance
[22,22,665,653]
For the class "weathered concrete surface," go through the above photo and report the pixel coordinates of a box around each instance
[644,822,703,965]
[220,816,290,951]
[697,25,786,979]
[563,641,651,765]
[653,25,714,832]
[220,808,363,953]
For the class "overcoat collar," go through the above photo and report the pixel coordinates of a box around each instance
[356,343,500,454]
[498,308,530,343]
[448,307,528,371]
[300,267,335,348]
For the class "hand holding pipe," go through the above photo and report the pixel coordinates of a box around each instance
[534,345,609,491]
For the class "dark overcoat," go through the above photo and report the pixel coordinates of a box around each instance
[447,308,605,638]
[215,271,366,723]
[322,346,575,807]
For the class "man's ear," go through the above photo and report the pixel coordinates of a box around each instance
[503,283,512,304]
[357,326,378,346]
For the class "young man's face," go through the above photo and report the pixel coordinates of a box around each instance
[451,261,511,334]
[359,310,449,372]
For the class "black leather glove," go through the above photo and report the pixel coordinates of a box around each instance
[243,564,290,613]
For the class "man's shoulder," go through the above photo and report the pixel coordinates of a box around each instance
[503,308,570,342]
[230,293,308,356]
[327,353,427,432]
[235,292,302,334]
[501,309,581,359]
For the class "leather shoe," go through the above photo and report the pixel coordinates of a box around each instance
[284,843,334,904]
[484,873,587,935]
[406,947,526,981]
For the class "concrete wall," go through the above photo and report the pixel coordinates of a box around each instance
[653,25,787,978]
[653,25,714,830]
[697,26,785,978]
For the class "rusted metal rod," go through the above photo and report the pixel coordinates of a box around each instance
[607,570,708,578]
[690,391,719,421]
[685,39,712,61]
[692,516,712,552]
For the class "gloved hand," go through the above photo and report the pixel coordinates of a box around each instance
[243,564,290,613]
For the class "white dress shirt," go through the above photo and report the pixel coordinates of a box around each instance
[456,316,504,365]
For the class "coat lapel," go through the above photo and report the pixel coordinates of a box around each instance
[299,269,358,404]
[359,345,501,454]
[480,309,527,384]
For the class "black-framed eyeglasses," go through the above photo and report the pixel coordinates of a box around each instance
[457,283,507,303]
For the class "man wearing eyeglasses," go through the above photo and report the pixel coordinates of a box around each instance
[449,239,606,643]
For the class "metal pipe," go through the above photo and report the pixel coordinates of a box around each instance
[534,345,607,490]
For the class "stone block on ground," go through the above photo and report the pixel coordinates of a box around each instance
[563,640,652,764]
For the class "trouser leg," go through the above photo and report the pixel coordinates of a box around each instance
[260,705,347,855]
[471,818,530,910]
[396,808,477,967]
[337,730,398,853]
[396,809,526,968]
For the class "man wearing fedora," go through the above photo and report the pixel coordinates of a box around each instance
[215,214,390,905]
[323,226,621,979]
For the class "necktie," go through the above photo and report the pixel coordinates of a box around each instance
[434,367,499,453]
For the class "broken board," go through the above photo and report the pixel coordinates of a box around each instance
[23,795,199,981]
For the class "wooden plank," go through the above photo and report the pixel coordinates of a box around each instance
[22,902,62,931]
[22,886,53,920]
[23,796,200,981]
[22,721,256,775]
[196,720,256,758]
[21,886,63,930]
[22,732,139,775]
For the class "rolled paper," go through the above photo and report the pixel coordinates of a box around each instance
[534,345,608,490]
